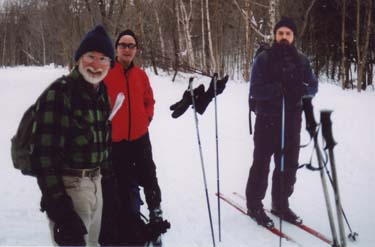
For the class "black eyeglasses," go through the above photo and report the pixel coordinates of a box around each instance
[118,43,137,49]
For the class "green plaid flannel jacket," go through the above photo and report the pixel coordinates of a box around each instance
[31,67,112,199]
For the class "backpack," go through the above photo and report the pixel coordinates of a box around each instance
[11,104,37,176]
[249,42,271,134]
[11,76,72,176]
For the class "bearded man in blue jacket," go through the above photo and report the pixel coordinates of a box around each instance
[245,17,318,228]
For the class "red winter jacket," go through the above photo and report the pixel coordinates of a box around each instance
[104,61,155,141]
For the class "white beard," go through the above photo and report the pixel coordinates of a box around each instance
[78,62,109,86]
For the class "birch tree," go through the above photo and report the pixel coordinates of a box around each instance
[205,0,216,73]
[179,0,194,67]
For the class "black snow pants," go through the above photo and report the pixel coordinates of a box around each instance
[246,111,301,211]
[100,132,161,245]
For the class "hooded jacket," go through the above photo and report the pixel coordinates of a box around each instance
[105,61,155,141]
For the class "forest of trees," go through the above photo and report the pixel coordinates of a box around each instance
[0,0,374,91]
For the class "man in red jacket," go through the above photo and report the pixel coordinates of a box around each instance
[103,29,169,245]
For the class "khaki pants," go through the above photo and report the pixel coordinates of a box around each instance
[48,175,103,246]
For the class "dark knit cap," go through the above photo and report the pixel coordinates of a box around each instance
[74,25,115,67]
[115,29,138,48]
[273,17,297,36]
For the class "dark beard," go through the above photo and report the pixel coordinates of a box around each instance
[268,41,305,101]
[270,41,298,61]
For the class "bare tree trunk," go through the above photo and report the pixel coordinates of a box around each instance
[299,0,317,38]
[172,0,182,81]
[40,21,46,65]
[179,0,194,67]
[84,0,95,26]
[134,0,146,66]
[213,0,221,75]
[2,21,7,66]
[340,0,346,89]
[200,0,206,72]
[232,0,269,41]
[205,0,216,73]
[113,0,127,35]
[244,0,251,81]
[154,9,165,61]
[356,0,372,92]
[97,0,107,26]
[269,0,277,34]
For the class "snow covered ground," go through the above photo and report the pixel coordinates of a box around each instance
[0,66,374,247]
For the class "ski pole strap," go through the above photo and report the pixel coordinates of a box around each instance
[300,124,320,148]
[303,144,324,171]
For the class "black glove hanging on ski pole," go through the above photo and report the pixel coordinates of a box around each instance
[170,84,205,118]
[194,74,229,114]
[170,74,229,118]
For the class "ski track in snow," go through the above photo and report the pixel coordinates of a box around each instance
[0,66,374,247]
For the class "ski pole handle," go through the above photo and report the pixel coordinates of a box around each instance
[302,97,317,138]
[321,110,337,149]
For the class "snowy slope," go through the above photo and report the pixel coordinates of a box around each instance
[0,66,374,247]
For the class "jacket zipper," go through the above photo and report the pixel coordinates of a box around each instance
[125,70,132,140]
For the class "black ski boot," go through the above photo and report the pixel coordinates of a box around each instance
[247,207,274,228]
[271,207,303,225]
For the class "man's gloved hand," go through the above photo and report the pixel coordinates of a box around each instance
[42,194,87,246]
[143,207,170,241]
[195,74,229,114]
[145,219,171,241]
[170,84,205,118]
[54,221,86,246]
[302,97,318,138]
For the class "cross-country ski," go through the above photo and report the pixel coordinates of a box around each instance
[232,192,333,245]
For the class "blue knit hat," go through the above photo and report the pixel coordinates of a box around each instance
[74,25,115,67]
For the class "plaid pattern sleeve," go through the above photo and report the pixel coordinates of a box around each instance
[31,80,70,198]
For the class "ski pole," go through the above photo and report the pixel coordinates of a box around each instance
[189,77,216,247]
[302,99,339,247]
[212,73,222,242]
[279,96,286,247]
[320,152,359,242]
[321,110,346,247]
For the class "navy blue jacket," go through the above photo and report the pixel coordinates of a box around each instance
[249,48,318,114]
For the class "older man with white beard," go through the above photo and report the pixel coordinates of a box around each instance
[30,25,114,246]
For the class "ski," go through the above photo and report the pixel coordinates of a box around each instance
[232,192,333,245]
[216,192,301,246]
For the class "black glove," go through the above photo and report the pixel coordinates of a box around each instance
[144,207,170,241]
[170,84,205,118]
[195,75,229,114]
[54,222,86,246]
[302,97,317,138]
[205,74,229,98]
[42,194,87,246]
[145,219,171,241]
